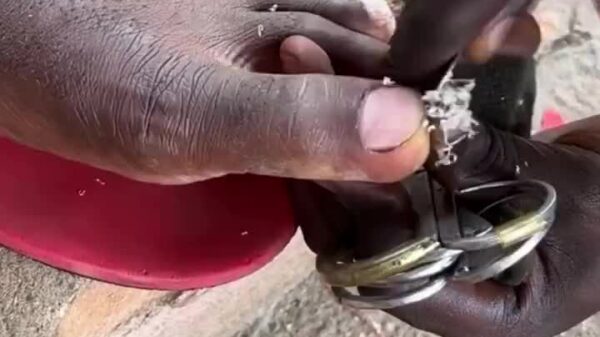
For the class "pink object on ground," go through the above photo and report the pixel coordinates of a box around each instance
[0,138,295,290]
[541,109,565,130]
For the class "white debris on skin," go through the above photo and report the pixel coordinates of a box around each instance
[424,119,436,133]
[422,71,478,167]
[269,4,278,12]
[515,165,521,175]
[382,76,395,85]
[258,24,265,37]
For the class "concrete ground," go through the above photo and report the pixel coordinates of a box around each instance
[2,0,600,336]
[232,273,600,337]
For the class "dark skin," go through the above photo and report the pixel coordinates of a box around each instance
[0,0,431,184]
[292,118,600,337]
[3,1,597,334]
[290,1,600,336]
[0,0,544,185]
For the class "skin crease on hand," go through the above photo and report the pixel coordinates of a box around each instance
[0,0,432,184]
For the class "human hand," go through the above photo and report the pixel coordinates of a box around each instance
[0,0,429,184]
[291,115,600,337]
[389,0,541,90]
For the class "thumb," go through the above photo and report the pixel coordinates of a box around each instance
[204,68,429,182]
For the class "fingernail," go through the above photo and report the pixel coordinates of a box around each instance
[485,17,516,53]
[495,14,541,58]
[360,0,396,42]
[359,87,424,152]
[280,36,335,74]
[280,50,303,74]
[467,17,516,63]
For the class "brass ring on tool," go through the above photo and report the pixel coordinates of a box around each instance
[366,248,462,287]
[320,179,557,309]
[371,255,457,286]
[317,237,439,287]
[443,180,556,251]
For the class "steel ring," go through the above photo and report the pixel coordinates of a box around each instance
[443,180,556,251]
[332,278,448,309]
[451,228,548,283]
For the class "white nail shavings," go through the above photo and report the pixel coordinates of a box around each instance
[422,118,436,133]
[382,76,395,85]
[269,4,278,12]
[257,24,265,37]
[423,68,478,167]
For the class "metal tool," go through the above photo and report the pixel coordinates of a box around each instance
[318,171,556,309]
[317,61,558,309]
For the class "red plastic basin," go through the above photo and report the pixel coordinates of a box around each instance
[0,138,295,289]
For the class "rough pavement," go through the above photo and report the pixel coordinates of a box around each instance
[0,249,83,337]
